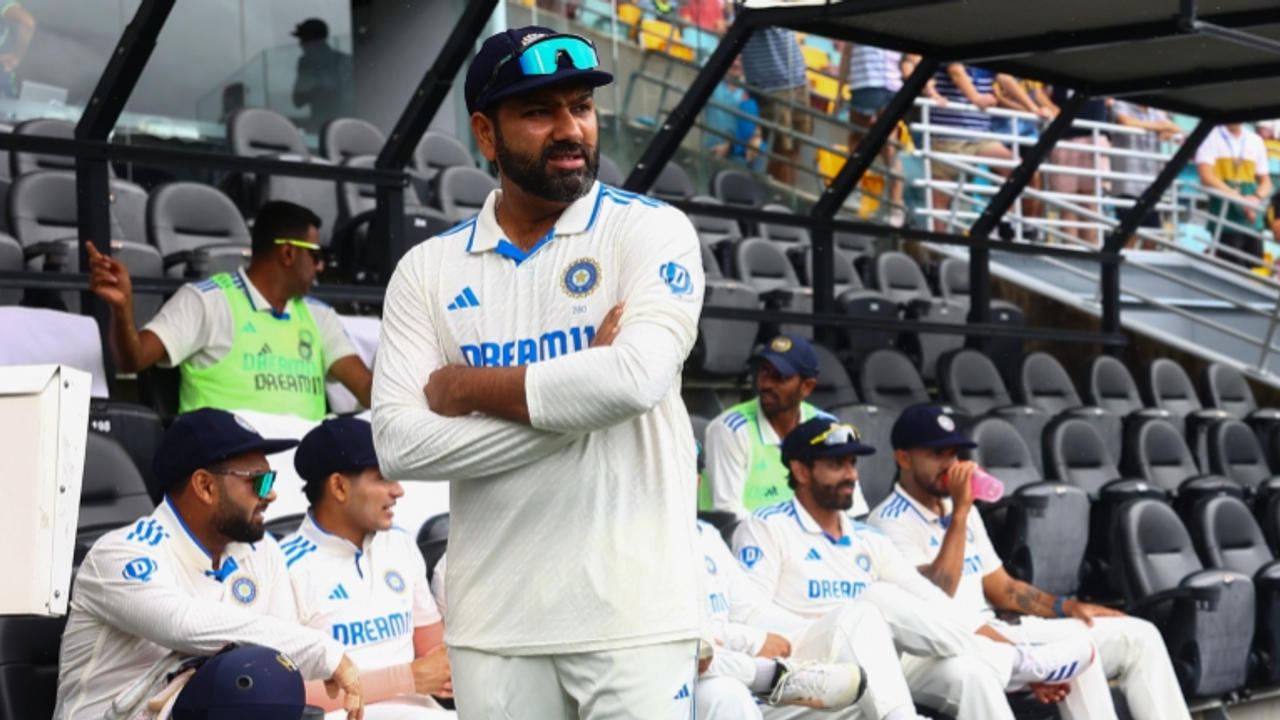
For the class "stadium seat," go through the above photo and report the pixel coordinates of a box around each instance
[985,301,1026,384]
[873,251,931,306]
[1188,494,1280,685]
[0,232,19,305]
[228,107,308,158]
[256,154,340,247]
[0,613,66,720]
[417,512,450,583]
[833,226,876,258]
[1202,362,1280,470]
[650,162,696,202]
[264,513,306,539]
[904,297,965,383]
[936,256,968,302]
[146,181,251,279]
[1263,494,1280,557]
[78,432,154,546]
[436,166,498,223]
[686,195,741,265]
[711,168,765,210]
[89,399,166,504]
[691,242,759,377]
[596,154,624,187]
[1145,358,1232,468]
[335,154,421,223]
[412,130,475,203]
[320,117,385,163]
[1085,355,1176,468]
[810,343,859,411]
[970,416,1090,595]
[758,203,810,246]
[10,118,81,177]
[857,348,930,415]
[697,510,740,547]
[1129,418,1240,516]
[832,289,899,368]
[832,404,896,508]
[1114,498,1254,698]
[735,237,813,339]
[937,348,1049,472]
[1207,419,1280,501]
[797,246,863,295]
[1017,351,1122,462]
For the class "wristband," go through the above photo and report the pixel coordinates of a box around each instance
[1052,596,1066,618]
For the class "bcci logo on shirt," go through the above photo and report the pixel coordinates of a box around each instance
[562,258,600,298]
[231,577,258,605]
[385,570,406,594]
[705,555,717,575]
[855,553,872,572]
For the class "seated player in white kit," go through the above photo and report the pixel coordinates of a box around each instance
[869,405,1192,720]
[284,417,454,718]
[734,418,1098,720]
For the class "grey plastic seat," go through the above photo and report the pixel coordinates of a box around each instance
[874,251,932,306]
[1207,419,1280,499]
[938,257,970,302]
[597,154,624,187]
[0,613,66,720]
[970,416,1090,595]
[693,243,760,377]
[799,246,862,294]
[437,166,498,223]
[89,399,166,504]
[688,195,741,246]
[147,182,251,279]
[834,227,875,256]
[79,433,154,545]
[834,290,899,367]
[651,162,696,202]
[1018,351,1122,461]
[833,404,896,509]
[228,107,308,158]
[10,118,80,177]
[1086,355,1145,416]
[413,131,475,178]
[320,117,385,163]
[1115,498,1254,698]
[1203,362,1280,470]
[758,203,810,246]
[711,168,765,210]
[937,348,1049,472]
[0,233,20,305]
[857,348,930,415]
[735,237,812,339]
[417,512,450,582]
[810,343,859,410]
[111,180,148,246]
[1129,418,1238,510]
[905,297,966,383]
[256,154,340,246]
[987,300,1026,384]
[1146,358,1232,468]
[336,154,420,220]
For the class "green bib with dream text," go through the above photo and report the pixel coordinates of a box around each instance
[699,399,822,511]
[178,273,327,420]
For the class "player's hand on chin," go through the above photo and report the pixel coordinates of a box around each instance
[424,365,474,417]
[326,654,364,719]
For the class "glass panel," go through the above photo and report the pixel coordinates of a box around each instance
[0,1,127,126]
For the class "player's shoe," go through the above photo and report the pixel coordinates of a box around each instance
[1009,636,1096,687]
[766,658,867,709]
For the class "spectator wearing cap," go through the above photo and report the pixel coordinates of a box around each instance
[869,405,1190,720]
[283,418,454,717]
[54,408,363,720]
[733,418,1097,720]
[291,17,353,133]
[702,334,868,518]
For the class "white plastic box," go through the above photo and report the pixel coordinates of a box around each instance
[0,364,89,616]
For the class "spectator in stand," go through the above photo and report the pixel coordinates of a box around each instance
[928,63,1014,232]
[1196,123,1273,267]
[845,45,911,227]
[991,76,1053,226]
[740,27,811,184]
[1046,88,1111,245]
[1110,101,1181,249]
[706,57,766,172]
[680,0,727,32]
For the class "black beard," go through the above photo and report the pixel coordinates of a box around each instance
[494,125,598,203]
[214,501,265,543]
[813,481,855,512]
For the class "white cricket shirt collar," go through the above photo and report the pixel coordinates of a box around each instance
[469,181,603,261]
[157,495,247,580]
[890,482,952,526]
[233,267,295,320]
[299,510,373,556]
[790,497,854,546]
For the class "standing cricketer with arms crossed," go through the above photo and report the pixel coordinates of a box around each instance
[372,26,707,719]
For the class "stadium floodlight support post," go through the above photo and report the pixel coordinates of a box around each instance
[621,18,753,193]
[962,90,1087,350]
[807,57,938,346]
[373,0,499,278]
[73,0,175,389]
[1098,118,1215,355]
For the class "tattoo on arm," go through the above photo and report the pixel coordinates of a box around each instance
[920,565,956,594]
[1005,581,1053,616]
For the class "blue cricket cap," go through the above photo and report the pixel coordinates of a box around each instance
[756,334,819,379]
[153,409,298,493]
[294,417,379,484]
[890,404,977,450]
[171,645,307,720]
[781,417,876,465]
[465,26,613,114]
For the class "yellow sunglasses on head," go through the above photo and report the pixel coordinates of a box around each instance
[809,423,862,447]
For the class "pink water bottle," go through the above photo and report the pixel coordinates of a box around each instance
[946,466,1005,502]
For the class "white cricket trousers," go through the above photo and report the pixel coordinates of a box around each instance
[993,615,1191,720]
[449,639,700,720]
[696,674,764,720]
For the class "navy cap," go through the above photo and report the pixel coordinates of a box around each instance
[781,417,876,465]
[465,26,613,114]
[294,417,379,485]
[290,18,328,40]
[890,404,977,450]
[152,409,299,493]
[756,334,819,379]
[172,645,306,720]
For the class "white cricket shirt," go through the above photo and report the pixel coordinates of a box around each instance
[698,520,807,652]
[144,266,357,374]
[868,485,1002,621]
[372,181,705,654]
[54,498,344,720]
[284,514,442,670]
[731,498,964,622]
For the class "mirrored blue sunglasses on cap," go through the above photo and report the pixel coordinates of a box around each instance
[478,34,601,102]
